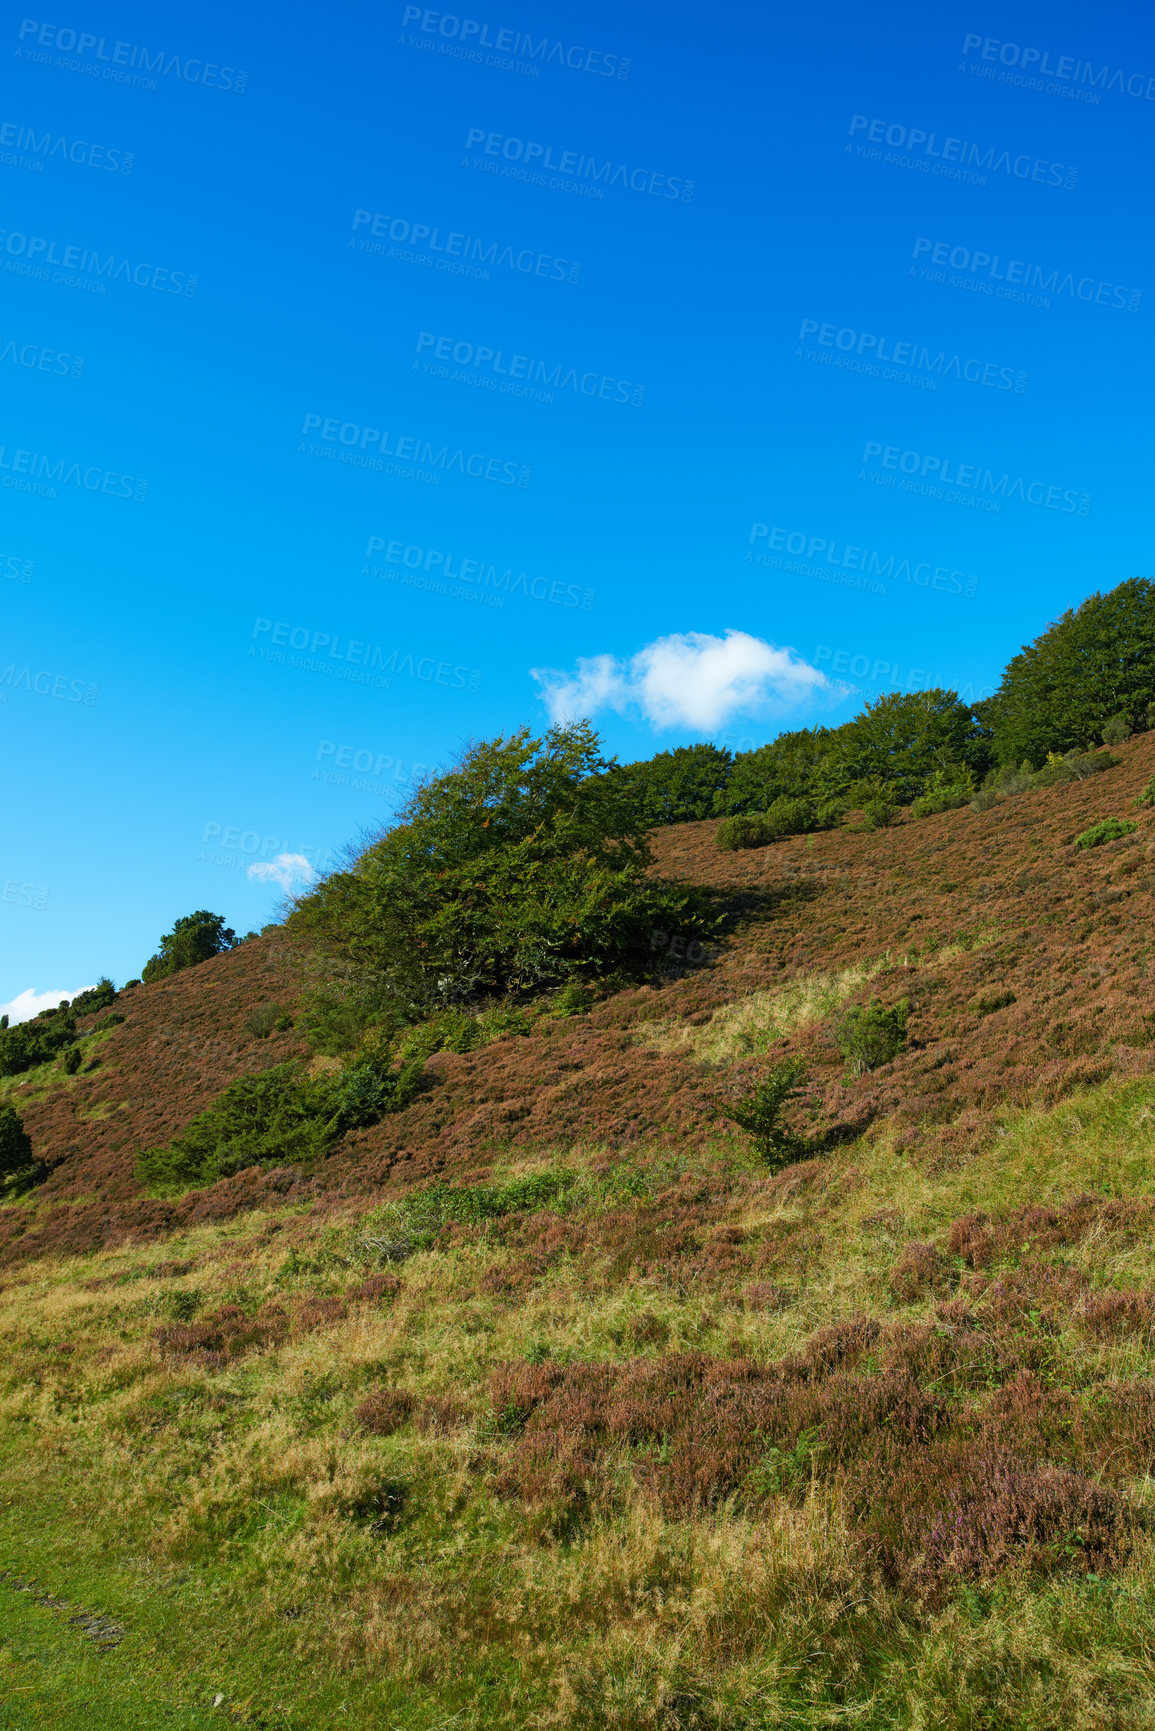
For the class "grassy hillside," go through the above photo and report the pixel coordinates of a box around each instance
[3,732,1155,1726]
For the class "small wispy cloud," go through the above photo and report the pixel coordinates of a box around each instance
[0,986,94,1026]
[247,853,318,895]
[532,629,841,731]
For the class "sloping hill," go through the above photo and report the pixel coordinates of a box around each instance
[3,734,1155,1729]
[4,731,1153,1268]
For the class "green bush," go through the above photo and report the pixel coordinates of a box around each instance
[142,910,237,984]
[136,1055,424,1193]
[242,1002,284,1040]
[0,1105,33,1177]
[70,977,117,1016]
[290,724,718,1024]
[836,998,909,1075]
[0,1005,76,1078]
[716,814,774,851]
[860,794,898,830]
[552,980,596,1017]
[971,750,1117,812]
[62,1047,82,1075]
[1102,714,1133,745]
[1135,776,1155,810]
[911,769,976,819]
[721,1060,808,1168]
[1072,818,1138,849]
[715,795,841,852]
[397,1170,577,1245]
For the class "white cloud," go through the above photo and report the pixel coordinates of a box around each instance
[247,853,317,894]
[0,986,94,1026]
[532,629,839,732]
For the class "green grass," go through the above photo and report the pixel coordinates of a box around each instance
[5,1076,1155,1726]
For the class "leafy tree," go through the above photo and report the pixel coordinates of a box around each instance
[290,723,716,1024]
[142,911,238,983]
[722,1060,808,1167]
[601,743,733,825]
[819,690,990,803]
[977,578,1155,767]
[0,1105,33,1177]
[71,977,118,1016]
[837,998,910,1075]
[714,728,834,815]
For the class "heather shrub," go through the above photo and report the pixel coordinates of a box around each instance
[721,1059,808,1167]
[0,1105,34,1177]
[355,1389,415,1436]
[1073,818,1138,849]
[836,998,909,1074]
[135,1054,423,1192]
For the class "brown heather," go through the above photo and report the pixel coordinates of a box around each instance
[4,733,1155,1724]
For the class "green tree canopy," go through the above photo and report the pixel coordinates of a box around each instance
[142,910,238,983]
[818,689,991,801]
[601,743,733,825]
[977,578,1155,767]
[290,722,715,1021]
[714,727,833,815]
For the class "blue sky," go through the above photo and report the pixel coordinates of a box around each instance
[2,0,1152,1007]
